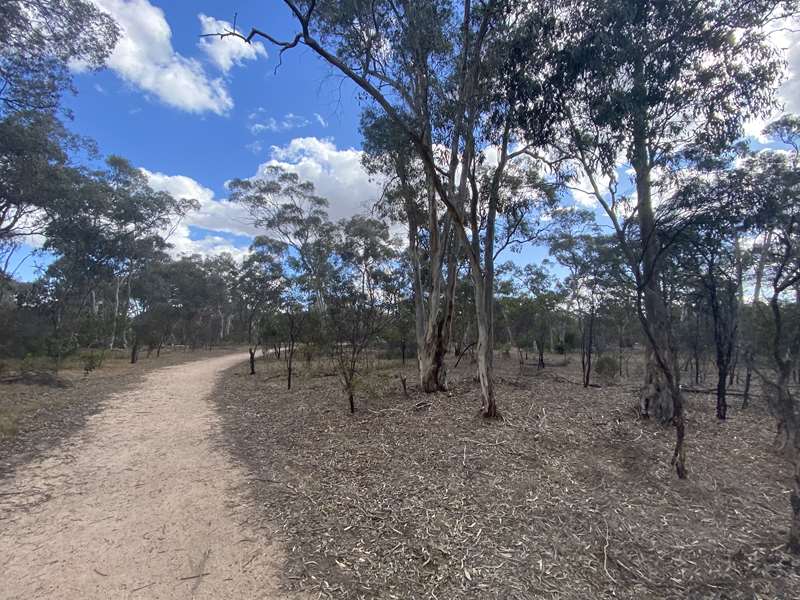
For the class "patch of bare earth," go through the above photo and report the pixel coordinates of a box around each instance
[0,347,243,477]
[0,353,303,599]
[214,354,800,599]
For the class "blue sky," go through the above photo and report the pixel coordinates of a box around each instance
[12,0,800,281]
[66,1,365,196]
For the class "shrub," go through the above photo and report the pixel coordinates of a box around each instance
[82,351,104,375]
[594,355,619,382]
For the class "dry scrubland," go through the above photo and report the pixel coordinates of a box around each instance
[0,347,241,475]
[215,352,799,600]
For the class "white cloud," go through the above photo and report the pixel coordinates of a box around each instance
[569,169,611,208]
[142,169,257,258]
[261,137,384,221]
[776,25,800,114]
[167,223,250,260]
[197,14,267,73]
[245,140,263,154]
[743,24,800,140]
[249,112,310,134]
[314,113,328,127]
[90,0,232,114]
[141,137,383,259]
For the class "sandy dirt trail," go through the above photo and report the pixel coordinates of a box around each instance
[0,354,290,599]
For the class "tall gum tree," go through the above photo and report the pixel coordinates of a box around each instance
[737,120,800,551]
[213,0,568,416]
[519,0,796,477]
[361,111,460,392]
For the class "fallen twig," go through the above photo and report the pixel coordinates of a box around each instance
[178,572,210,581]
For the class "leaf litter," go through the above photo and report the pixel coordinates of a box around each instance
[214,355,800,599]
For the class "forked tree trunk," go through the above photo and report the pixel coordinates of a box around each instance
[631,56,681,429]
[418,243,458,392]
[641,345,674,422]
[402,161,454,395]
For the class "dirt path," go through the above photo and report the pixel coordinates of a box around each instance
[0,354,291,600]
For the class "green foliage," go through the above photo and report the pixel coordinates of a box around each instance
[81,351,104,376]
[0,0,119,115]
[594,355,619,382]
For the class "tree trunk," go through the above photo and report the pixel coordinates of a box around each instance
[742,366,752,409]
[130,339,139,364]
[671,385,688,479]
[109,276,121,350]
[348,389,355,414]
[752,229,773,304]
[581,308,595,387]
[404,163,453,395]
[121,274,132,350]
[728,349,738,386]
[474,277,496,418]
[641,345,674,423]
[420,327,447,392]
[631,55,680,427]
[249,347,256,375]
[476,314,495,417]
[716,364,728,420]
[789,453,800,554]
[286,340,294,390]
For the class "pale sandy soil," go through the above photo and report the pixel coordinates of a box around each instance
[0,353,295,600]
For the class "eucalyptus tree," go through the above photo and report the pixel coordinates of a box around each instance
[669,173,748,420]
[735,123,800,551]
[236,242,284,372]
[232,168,342,386]
[129,258,180,357]
[1,0,118,115]
[328,215,400,412]
[96,157,197,349]
[0,112,86,280]
[516,263,564,370]
[361,110,459,393]
[219,0,568,417]
[230,166,336,311]
[520,0,795,477]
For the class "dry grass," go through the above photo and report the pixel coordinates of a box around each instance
[215,352,800,599]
